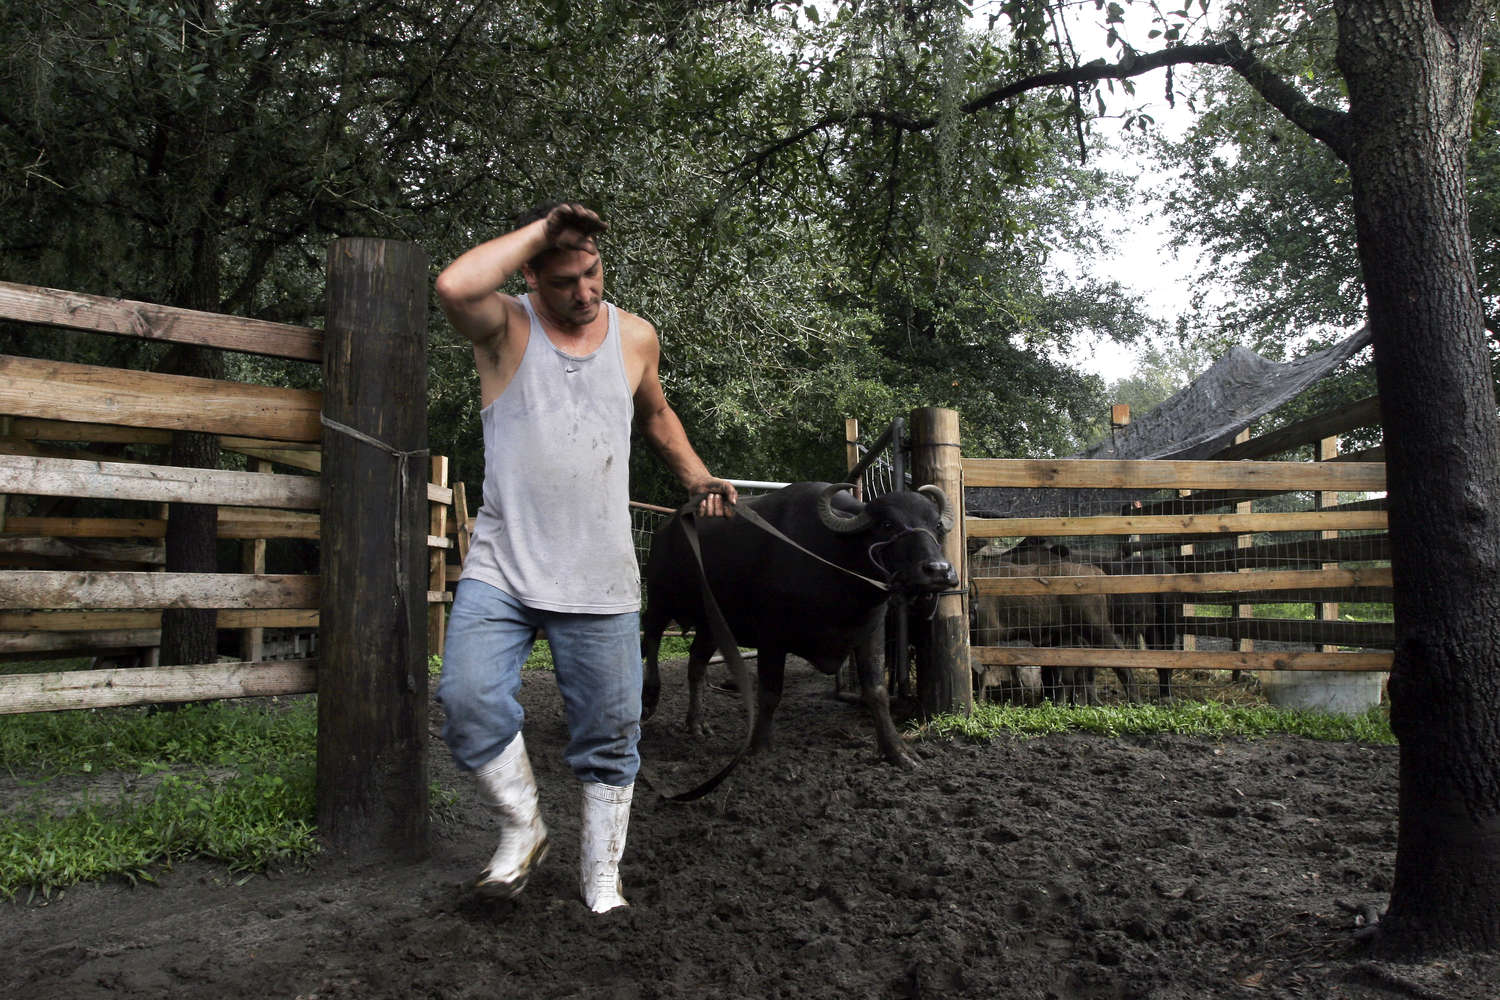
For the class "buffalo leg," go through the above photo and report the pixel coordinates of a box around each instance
[854,622,917,768]
[683,629,717,737]
[748,650,787,754]
[640,614,669,720]
[1040,664,1062,704]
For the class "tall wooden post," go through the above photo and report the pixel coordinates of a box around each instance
[1316,435,1341,652]
[844,417,862,501]
[318,238,430,858]
[909,406,971,717]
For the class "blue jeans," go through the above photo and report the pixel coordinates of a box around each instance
[437,579,642,786]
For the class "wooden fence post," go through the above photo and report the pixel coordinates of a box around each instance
[427,455,451,658]
[1317,435,1341,652]
[909,406,971,717]
[239,458,270,663]
[317,237,430,859]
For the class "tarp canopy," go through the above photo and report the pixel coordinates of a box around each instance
[967,325,1373,520]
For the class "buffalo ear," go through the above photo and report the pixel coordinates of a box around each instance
[817,482,874,534]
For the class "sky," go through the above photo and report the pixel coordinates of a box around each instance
[1023,1,1221,382]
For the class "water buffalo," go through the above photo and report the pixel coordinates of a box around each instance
[1005,539,1185,699]
[641,481,958,768]
[970,553,1131,705]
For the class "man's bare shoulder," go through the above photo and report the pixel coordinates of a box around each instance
[614,307,660,355]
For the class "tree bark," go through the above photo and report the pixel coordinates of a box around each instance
[156,0,228,672]
[1335,0,1500,956]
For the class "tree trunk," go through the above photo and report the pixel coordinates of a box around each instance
[157,0,225,672]
[158,351,223,669]
[1335,0,1500,956]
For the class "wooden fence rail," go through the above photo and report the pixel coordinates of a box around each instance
[963,456,1394,675]
[1,249,432,855]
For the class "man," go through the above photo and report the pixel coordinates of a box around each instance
[433,201,736,913]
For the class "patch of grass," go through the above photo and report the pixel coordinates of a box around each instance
[0,697,317,775]
[5,631,762,900]
[919,699,1394,745]
[0,699,320,902]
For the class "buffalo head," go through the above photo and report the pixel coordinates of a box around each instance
[814,482,958,594]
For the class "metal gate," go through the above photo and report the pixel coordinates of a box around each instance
[841,416,913,699]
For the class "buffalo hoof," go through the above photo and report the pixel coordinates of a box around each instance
[883,745,920,771]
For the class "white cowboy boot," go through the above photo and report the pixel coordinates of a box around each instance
[473,733,548,898]
[579,782,633,913]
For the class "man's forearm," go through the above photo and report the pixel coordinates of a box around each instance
[435,221,548,306]
[641,406,713,488]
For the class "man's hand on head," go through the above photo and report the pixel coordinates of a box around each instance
[690,478,739,518]
[545,203,607,253]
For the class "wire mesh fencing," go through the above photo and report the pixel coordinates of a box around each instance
[967,467,1392,706]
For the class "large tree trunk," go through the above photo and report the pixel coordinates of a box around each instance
[1335,0,1500,956]
[156,0,225,672]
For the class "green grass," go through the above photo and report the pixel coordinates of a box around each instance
[920,698,1395,745]
[1190,602,1392,622]
[4,634,701,902]
[0,698,320,902]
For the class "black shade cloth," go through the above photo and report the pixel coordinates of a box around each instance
[967,326,1373,521]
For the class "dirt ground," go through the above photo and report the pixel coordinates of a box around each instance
[4,658,1497,1000]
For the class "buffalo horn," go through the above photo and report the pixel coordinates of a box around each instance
[918,484,953,532]
[816,482,874,534]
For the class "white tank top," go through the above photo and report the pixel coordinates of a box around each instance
[461,294,639,612]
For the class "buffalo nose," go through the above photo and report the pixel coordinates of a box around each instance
[925,560,957,586]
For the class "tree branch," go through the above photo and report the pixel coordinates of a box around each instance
[735,36,1354,175]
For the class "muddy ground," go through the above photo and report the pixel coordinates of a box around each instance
[4,658,1496,1000]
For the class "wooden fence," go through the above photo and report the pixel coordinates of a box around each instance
[964,394,1392,682]
[0,240,434,856]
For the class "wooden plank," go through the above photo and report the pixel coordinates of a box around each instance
[452,481,473,564]
[0,434,139,464]
[1181,615,1394,648]
[220,436,320,453]
[964,510,1387,538]
[3,517,166,539]
[6,417,172,445]
[0,536,163,569]
[1213,396,1382,462]
[961,457,1387,492]
[0,355,321,442]
[221,442,322,473]
[215,509,321,539]
[0,658,317,715]
[0,608,317,631]
[0,629,162,654]
[0,610,164,631]
[0,280,321,362]
[1173,534,1390,574]
[426,482,454,504]
[969,645,1393,672]
[2,571,318,610]
[1182,586,1393,606]
[971,565,1392,597]
[3,455,320,509]
[1,509,321,540]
